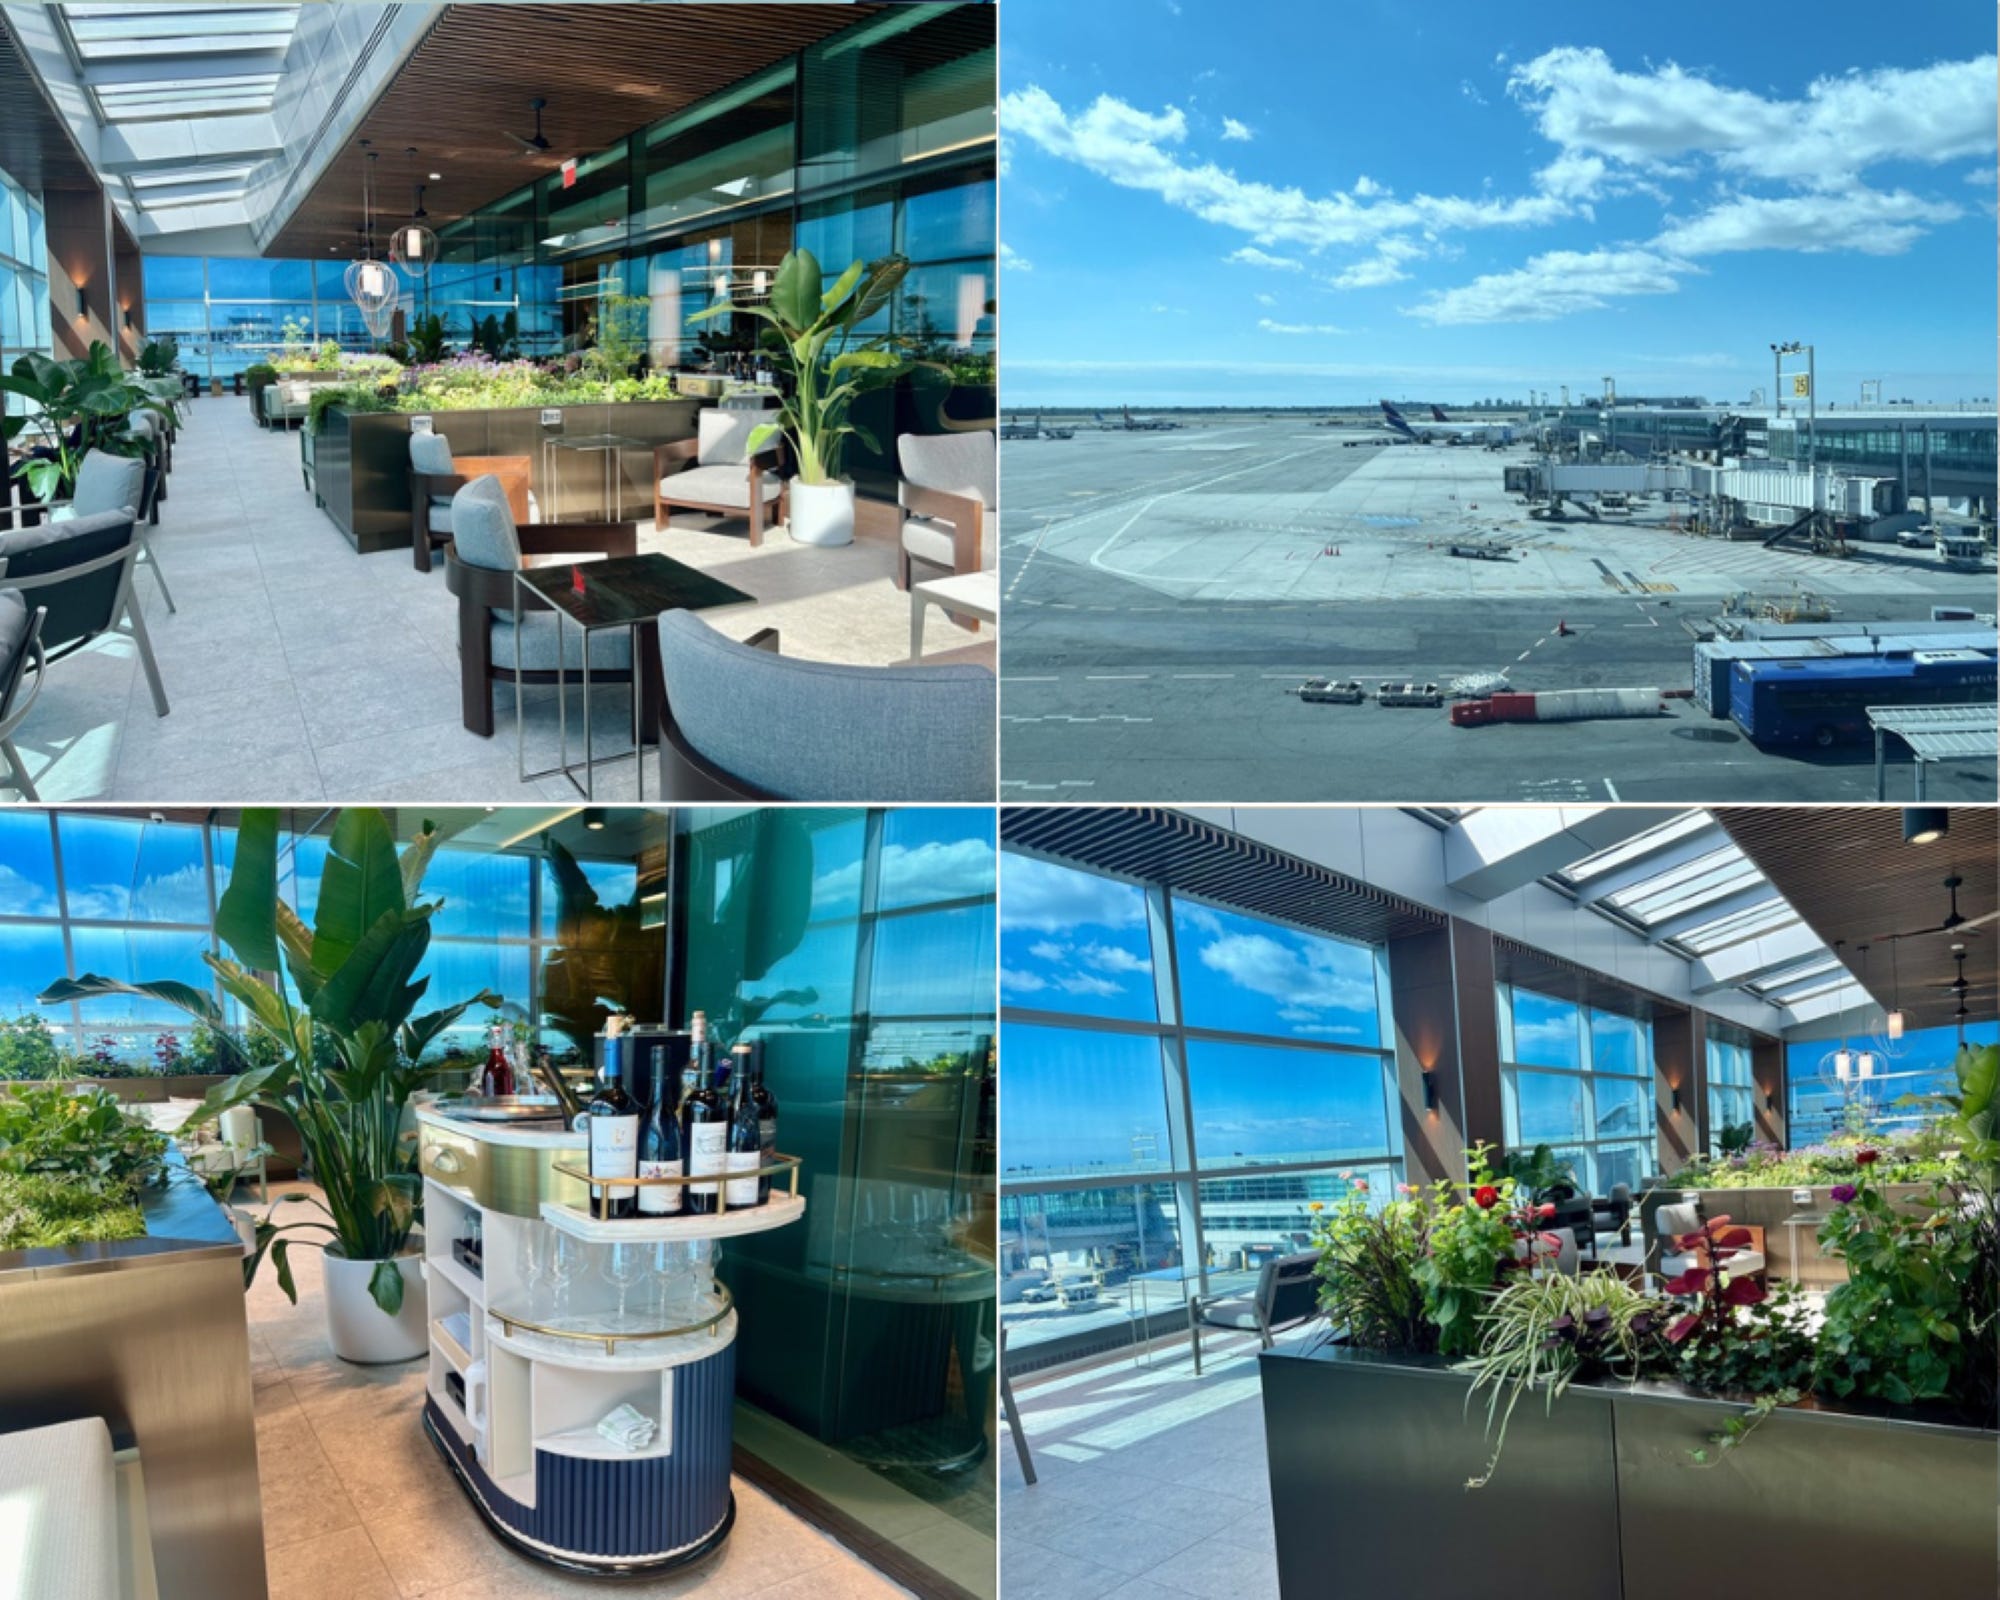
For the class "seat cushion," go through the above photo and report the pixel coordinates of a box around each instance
[0,588,32,693]
[489,611,634,672]
[67,452,146,520]
[903,515,997,571]
[1197,1298,1262,1330]
[659,463,780,511]
[697,408,771,467]
[658,610,994,801]
[409,430,455,475]
[899,429,996,508]
[451,476,522,572]
[0,1417,118,1600]
[426,498,454,533]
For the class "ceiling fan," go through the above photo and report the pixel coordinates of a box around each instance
[1878,875,1997,941]
[505,97,551,156]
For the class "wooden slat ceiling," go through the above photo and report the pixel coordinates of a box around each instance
[999,807,1445,946]
[1715,807,1997,1031]
[0,16,100,194]
[265,2,894,258]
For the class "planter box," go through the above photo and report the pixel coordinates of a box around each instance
[1261,1343,1997,1599]
[0,1152,266,1598]
[313,399,701,554]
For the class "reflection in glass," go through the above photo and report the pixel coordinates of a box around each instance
[999,854,1155,1023]
[1000,1025,1171,1181]
[1174,897,1382,1045]
[1186,1038,1395,1169]
[1001,1183,1185,1350]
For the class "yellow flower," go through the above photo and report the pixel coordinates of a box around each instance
[1308,1201,1325,1213]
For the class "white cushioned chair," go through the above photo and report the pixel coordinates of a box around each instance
[443,475,640,736]
[654,409,786,548]
[1655,1199,1766,1286]
[46,450,172,612]
[897,429,996,591]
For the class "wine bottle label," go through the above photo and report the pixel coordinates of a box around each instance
[590,1113,639,1204]
[758,1117,777,1159]
[724,1151,761,1208]
[638,1159,683,1215]
[687,1123,727,1195]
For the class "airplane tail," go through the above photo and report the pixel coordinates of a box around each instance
[1431,405,1450,422]
[1380,399,1416,438]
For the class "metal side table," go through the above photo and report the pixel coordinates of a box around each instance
[513,553,753,798]
[540,432,650,523]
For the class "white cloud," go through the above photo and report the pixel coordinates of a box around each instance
[1965,166,1997,187]
[1028,940,1066,962]
[1259,318,1347,335]
[1460,79,1487,107]
[0,864,58,918]
[1000,241,1033,273]
[1195,932,1376,1020]
[1323,236,1422,289]
[1255,292,1277,306]
[1221,117,1254,142]
[1001,853,1145,932]
[1226,246,1302,270]
[1508,47,1997,189]
[1057,972,1124,999]
[1001,86,1571,256]
[1080,942,1151,975]
[1664,187,1962,256]
[1000,967,1049,996]
[1352,175,1386,198]
[1404,248,1692,326]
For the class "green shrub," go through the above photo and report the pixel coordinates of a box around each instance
[0,1171,146,1250]
[0,1083,168,1189]
[0,1013,70,1080]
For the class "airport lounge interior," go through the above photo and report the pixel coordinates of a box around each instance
[997,803,1998,1600]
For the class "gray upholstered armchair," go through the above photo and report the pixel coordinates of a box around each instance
[442,475,640,737]
[897,429,996,590]
[0,589,48,800]
[44,450,172,612]
[654,609,994,801]
[408,429,535,573]
[654,410,786,547]
[1188,1251,1322,1374]
[0,508,169,719]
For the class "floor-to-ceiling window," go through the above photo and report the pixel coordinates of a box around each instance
[1705,1025,1756,1152]
[140,255,384,384]
[1785,1020,1999,1145]
[999,851,1399,1364]
[0,168,51,406]
[1497,985,1653,1192]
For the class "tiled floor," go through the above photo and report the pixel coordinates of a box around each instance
[10,401,992,801]
[246,1183,913,1600]
[999,1329,1309,1600]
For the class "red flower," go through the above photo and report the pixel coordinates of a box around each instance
[1535,1202,1556,1219]
[1473,1185,1499,1210]
[1856,1148,1879,1166]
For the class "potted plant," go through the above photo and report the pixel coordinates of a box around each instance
[40,808,499,1364]
[689,248,929,547]
[0,343,162,504]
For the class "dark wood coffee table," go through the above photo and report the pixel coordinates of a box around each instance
[512,552,753,798]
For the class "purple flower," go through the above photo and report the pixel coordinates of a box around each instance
[1830,1183,1857,1204]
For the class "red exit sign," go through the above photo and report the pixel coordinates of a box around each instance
[560,158,577,189]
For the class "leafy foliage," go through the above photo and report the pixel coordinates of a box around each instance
[0,344,166,503]
[137,338,181,377]
[0,1013,73,1080]
[0,1083,167,1190]
[0,1171,146,1250]
[1495,1142,1578,1205]
[406,312,449,364]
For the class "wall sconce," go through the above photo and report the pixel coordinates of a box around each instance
[1670,1086,1684,1114]
[1764,1092,1776,1113]
[74,283,89,322]
[1422,1069,1439,1112]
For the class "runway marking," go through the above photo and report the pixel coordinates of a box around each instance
[1007,676,1059,683]
[1604,779,1622,801]
[1173,673,1236,680]
[1086,673,1149,681]
[1516,651,1532,662]
[1005,516,1059,603]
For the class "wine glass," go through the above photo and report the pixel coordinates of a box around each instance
[515,1225,548,1312]
[546,1234,579,1325]
[606,1241,648,1330]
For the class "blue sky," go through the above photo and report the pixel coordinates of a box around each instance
[1000,0,1998,406]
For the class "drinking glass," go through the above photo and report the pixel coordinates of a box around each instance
[606,1241,648,1330]
[546,1233,579,1325]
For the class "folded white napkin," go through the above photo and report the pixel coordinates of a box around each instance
[596,1403,657,1452]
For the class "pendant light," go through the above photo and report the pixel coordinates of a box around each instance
[389,147,440,275]
[1884,939,1905,1041]
[1826,941,1855,1084]
[344,143,401,340]
[1851,943,1877,1079]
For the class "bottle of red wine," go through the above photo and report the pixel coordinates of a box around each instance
[681,1018,725,1215]
[749,1037,778,1203]
[479,1023,515,1098]
[637,1043,683,1217]
[725,1044,762,1210]
[587,1029,638,1220]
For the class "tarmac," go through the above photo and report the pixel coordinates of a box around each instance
[1000,418,1998,802]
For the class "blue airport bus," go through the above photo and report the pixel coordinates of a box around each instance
[1729,654,1998,749]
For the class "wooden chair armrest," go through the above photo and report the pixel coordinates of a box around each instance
[442,554,540,611]
[410,471,471,498]
[516,522,638,559]
[899,482,982,525]
[744,627,780,653]
[654,439,699,477]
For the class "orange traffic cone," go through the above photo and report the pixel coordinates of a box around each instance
[1556,618,1571,636]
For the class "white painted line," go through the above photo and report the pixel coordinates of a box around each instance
[1086,673,1149,681]
[1007,676,1059,683]
[1172,673,1236,680]
[1603,778,1622,801]
[1515,651,1531,662]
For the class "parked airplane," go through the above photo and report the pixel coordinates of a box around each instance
[1094,406,1181,432]
[1379,400,1515,445]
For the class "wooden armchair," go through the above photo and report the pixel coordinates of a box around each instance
[445,521,642,737]
[652,412,787,548]
[408,431,532,573]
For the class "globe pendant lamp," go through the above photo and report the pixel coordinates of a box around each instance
[391,157,440,275]
[344,145,401,340]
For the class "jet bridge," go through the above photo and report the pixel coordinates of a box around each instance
[1510,460,1899,536]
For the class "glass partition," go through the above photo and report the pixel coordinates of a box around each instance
[1498,985,1654,1193]
[1705,1028,1755,1153]
[0,168,50,412]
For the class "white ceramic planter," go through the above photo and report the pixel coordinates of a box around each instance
[323,1250,427,1364]
[788,478,855,547]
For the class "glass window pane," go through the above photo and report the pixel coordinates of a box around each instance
[0,923,69,1021]
[1590,1010,1647,1077]
[55,815,209,923]
[877,807,994,912]
[872,905,994,1017]
[1000,1182,1187,1350]
[417,942,531,1056]
[68,926,213,1042]
[1594,1076,1648,1143]
[422,849,533,940]
[1187,1038,1393,1168]
[1173,899,1381,1046]
[1595,1142,1648,1193]
[1511,990,1581,1068]
[0,810,58,915]
[204,258,310,299]
[1199,1167,1392,1282]
[999,854,1156,1023]
[534,853,634,940]
[142,256,205,298]
[999,1024,1169,1182]
[1513,1068,1589,1144]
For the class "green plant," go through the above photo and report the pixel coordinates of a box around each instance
[1716,1120,1755,1156]
[1674,1277,1817,1399]
[0,1171,147,1250]
[278,317,311,367]
[312,339,344,372]
[0,344,162,503]
[1415,1153,1521,1356]
[0,1013,71,1080]
[688,249,933,485]
[306,381,398,436]
[1459,1270,1669,1487]
[137,337,181,377]
[1312,1193,1435,1352]
[41,808,500,1317]
[1494,1142,1577,1206]
[152,1031,185,1075]
[407,312,449,364]
[579,290,647,385]
[0,1083,167,1190]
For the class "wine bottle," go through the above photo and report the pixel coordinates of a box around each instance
[725,1044,762,1210]
[587,1028,639,1220]
[479,1023,515,1098]
[749,1037,777,1202]
[682,1020,725,1215]
[637,1043,683,1217]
